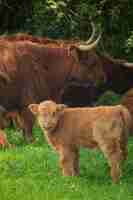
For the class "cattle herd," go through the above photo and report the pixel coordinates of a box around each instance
[0,24,133,182]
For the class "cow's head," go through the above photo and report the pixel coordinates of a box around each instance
[29,100,67,132]
[68,27,106,87]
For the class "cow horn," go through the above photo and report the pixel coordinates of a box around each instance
[0,71,11,82]
[122,62,133,68]
[77,32,102,51]
[85,21,96,44]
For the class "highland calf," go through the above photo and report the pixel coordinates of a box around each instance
[29,100,132,183]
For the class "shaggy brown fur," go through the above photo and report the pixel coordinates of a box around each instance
[0,33,79,48]
[1,33,133,109]
[1,33,133,95]
[29,100,132,183]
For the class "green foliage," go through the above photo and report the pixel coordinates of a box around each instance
[95,90,121,106]
[5,127,25,146]
[0,131,133,199]
[0,0,32,34]
[4,123,45,147]
[126,31,133,55]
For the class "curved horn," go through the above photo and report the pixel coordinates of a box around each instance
[77,32,102,51]
[103,55,133,68]
[0,71,11,82]
[86,21,96,44]
[122,62,133,68]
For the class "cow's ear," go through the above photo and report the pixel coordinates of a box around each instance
[69,46,80,63]
[28,104,39,115]
[56,104,67,112]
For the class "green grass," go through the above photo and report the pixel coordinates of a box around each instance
[0,125,133,200]
[0,92,133,200]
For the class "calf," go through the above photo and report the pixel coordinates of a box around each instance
[29,100,132,183]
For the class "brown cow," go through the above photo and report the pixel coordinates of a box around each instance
[1,32,133,95]
[1,31,133,105]
[0,33,77,48]
[29,100,131,183]
[0,34,105,141]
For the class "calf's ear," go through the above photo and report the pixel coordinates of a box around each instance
[28,104,39,115]
[57,104,67,112]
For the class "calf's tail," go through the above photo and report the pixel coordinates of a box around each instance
[119,105,133,136]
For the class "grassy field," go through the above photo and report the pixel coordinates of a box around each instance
[0,125,133,200]
[0,92,133,200]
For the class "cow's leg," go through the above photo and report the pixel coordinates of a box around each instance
[120,133,128,161]
[73,148,80,175]
[98,139,122,183]
[20,108,35,142]
[59,147,79,176]
[20,86,38,142]
[109,153,122,183]
[120,144,128,161]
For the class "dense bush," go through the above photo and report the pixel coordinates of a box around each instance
[95,91,121,106]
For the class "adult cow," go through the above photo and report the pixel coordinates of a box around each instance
[3,27,133,99]
[0,34,105,141]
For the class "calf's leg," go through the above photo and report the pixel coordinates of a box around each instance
[59,147,79,176]
[73,148,80,175]
[109,152,122,183]
[120,133,128,161]
[98,139,122,183]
